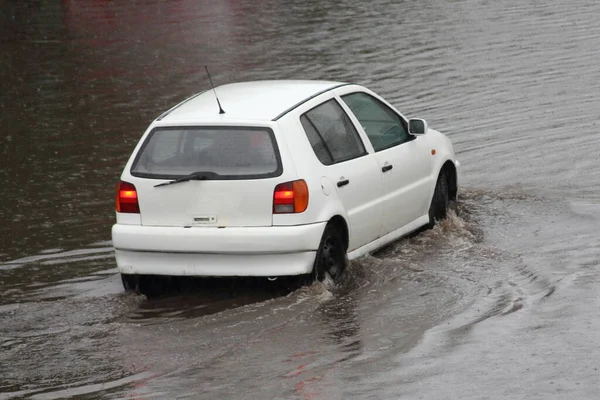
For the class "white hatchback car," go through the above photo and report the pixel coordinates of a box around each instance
[112,80,460,294]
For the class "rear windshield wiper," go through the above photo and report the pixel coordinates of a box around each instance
[154,171,221,188]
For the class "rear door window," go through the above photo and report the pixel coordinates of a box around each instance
[131,126,282,179]
[300,99,366,165]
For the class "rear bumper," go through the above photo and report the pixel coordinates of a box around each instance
[115,250,316,277]
[111,222,326,277]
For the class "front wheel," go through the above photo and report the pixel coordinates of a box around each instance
[312,224,347,282]
[427,171,449,228]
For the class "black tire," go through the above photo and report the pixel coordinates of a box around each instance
[427,171,449,228]
[121,274,168,297]
[312,224,347,282]
[121,273,139,292]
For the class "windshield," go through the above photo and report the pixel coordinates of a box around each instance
[130,126,282,179]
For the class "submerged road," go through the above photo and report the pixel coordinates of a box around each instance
[2,0,600,398]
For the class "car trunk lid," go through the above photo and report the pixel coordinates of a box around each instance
[129,125,284,227]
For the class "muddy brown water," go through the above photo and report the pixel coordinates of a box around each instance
[2,0,600,399]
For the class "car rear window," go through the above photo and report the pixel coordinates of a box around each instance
[130,126,282,179]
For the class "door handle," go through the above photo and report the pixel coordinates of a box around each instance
[337,179,350,188]
[382,164,393,172]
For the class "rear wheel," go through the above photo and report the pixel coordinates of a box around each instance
[121,274,139,292]
[427,171,449,228]
[312,224,347,282]
[121,274,168,297]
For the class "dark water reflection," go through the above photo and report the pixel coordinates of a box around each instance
[3,0,600,398]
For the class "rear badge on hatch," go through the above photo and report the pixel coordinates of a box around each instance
[193,215,217,225]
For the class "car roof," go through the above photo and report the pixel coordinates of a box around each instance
[158,80,348,122]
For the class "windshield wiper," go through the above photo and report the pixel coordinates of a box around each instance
[154,171,220,188]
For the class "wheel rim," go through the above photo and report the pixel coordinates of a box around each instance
[319,236,341,279]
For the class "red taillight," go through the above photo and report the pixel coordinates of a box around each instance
[116,181,140,213]
[273,180,309,214]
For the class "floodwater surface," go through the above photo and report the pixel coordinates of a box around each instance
[2,0,600,399]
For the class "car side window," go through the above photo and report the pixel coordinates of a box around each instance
[300,99,366,165]
[341,92,411,152]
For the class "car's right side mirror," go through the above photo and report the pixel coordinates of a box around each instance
[408,118,428,135]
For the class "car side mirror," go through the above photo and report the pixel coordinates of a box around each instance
[408,118,428,135]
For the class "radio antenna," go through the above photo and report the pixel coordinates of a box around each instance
[205,65,225,114]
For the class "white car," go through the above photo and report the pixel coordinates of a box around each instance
[112,80,460,294]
